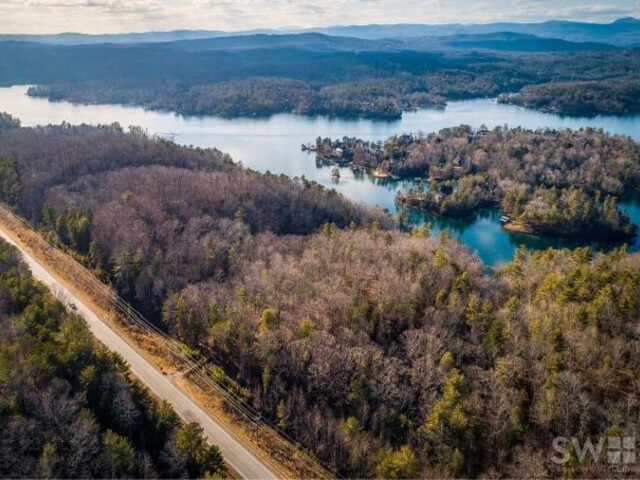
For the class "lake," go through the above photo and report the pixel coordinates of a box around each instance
[1,84,639,265]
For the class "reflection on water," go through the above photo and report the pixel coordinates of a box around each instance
[405,191,640,266]
[1,84,639,265]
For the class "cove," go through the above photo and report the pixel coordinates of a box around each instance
[1,85,639,265]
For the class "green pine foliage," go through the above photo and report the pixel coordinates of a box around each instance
[0,239,226,479]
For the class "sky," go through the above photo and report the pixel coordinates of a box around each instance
[2,0,639,34]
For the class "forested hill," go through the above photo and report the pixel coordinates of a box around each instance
[0,118,391,313]
[0,33,631,86]
[3,35,639,119]
[0,239,225,478]
[407,33,617,52]
[314,17,640,46]
[1,117,640,477]
[499,78,640,116]
[1,17,638,46]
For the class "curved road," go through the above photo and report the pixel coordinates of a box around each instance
[0,228,278,480]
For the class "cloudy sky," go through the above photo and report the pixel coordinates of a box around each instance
[3,0,639,34]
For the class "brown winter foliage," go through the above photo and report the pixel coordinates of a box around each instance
[0,240,225,479]
[319,126,640,239]
[0,121,639,478]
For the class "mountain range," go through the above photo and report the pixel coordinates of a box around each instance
[1,17,638,47]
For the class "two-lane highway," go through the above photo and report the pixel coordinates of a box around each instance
[0,226,279,480]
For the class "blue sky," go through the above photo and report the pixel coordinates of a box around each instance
[2,0,639,34]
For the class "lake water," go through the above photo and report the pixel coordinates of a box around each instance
[1,85,639,265]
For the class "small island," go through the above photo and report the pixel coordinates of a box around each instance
[312,125,640,241]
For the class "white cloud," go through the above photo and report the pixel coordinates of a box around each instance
[1,0,638,33]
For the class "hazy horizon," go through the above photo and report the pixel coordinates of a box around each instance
[2,0,639,35]
[3,17,640,37]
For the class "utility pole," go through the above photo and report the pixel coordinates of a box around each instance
[254,415,261,445]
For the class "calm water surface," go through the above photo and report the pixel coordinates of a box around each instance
[1,85,639,265]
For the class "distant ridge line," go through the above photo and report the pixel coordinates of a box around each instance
[1,17,638,46]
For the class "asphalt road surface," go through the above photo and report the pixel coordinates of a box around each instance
[0,227,279,480]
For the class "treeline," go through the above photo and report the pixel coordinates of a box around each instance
[1,120,640,477]
[0,120,391,316]
[160,228,640,479]
[0,113,20,131]
[399,180,635,240]
[397,174,498,217]
[0,239,225,479]
[24,77,447,120]
[319,126,640,188]
[503,186,635,239]
[318,126,640,239]
[12,39,640,118]
[498,78,640,116]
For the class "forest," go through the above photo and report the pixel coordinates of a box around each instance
[3,36,639,118]
[0,118,639,477]
[27,78,444,120]
[0,120,391,314]
[498,78,640,116]
[317,126,640,240]
[0,239,225,478]
[0,113,20,131]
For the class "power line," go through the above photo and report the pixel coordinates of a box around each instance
[0,204,334,480]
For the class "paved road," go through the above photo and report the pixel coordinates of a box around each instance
[0,228,279,480]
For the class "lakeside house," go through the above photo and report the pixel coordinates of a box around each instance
[372,167,392,178]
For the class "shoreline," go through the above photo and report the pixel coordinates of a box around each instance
[502,220,636,242]
[502,221,534,234]
[26,86,447,122]
[394,198,477,220]
[395,202,638,243]
[313,152,398,180]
